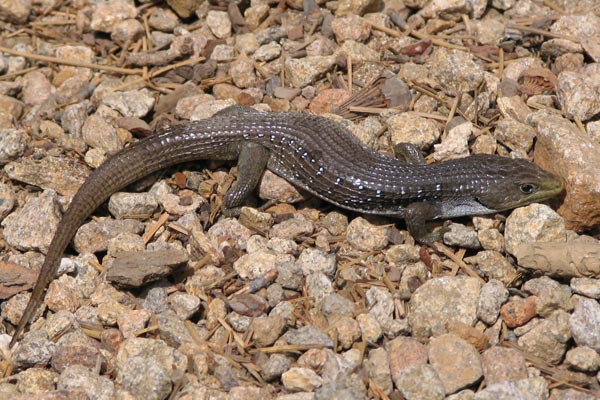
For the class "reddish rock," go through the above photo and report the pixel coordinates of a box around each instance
[309,89,351,114]
[500,296,537,328]
[388,336,429,384]
[101,328,124,353]
[51,344,106,373]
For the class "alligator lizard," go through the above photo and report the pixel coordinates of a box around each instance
[9,105,563,347]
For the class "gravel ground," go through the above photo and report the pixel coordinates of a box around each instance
[0,0,600,399]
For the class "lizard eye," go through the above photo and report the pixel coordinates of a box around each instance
[519,183,538,194]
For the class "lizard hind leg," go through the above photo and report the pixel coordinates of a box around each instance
[221,141,271,216]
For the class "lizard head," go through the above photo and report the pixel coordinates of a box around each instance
[474,155,564,211]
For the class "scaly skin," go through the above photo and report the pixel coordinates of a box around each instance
[9,106,563,347]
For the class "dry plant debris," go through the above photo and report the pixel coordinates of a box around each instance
[0,0,599,399]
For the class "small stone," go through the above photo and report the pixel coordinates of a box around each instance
[297,247,336,277]
[476,228,505,252]
[1,190,61,253]
[395,364,445,400]
[494,119,536,153]
[517,310,571,364]
[471,134,497,155]
[321,293,355,319]
[282,367,323,392]
[270,217,314,240]
[21,70,54,106]
[141,286,170,315]
[111,18,144,46]
[468,250,517,285]
[13,330,56,368]
[334,316,361,349]
[102,89,155,118]
[0,128,26,166]
[233,251,277,280]
[409,276,481,337]
[565,346,600,372]
[306,36,337,58]
[346,217,389,252]
[356,313,382,344]
[229,386,273,400]
[473,377,548,399]
[206,10,231,39]
[15,367,58,394]
[387,336,429,386]
[504,204,566,256]
[0,183,15,222]
[260,354,292,381]
[116,309,151,339]
[230,55,258,89]
[365,347,392,395]
[168,292,200,320]
[57,365,115,399]
[244,3,270,31]
[107,248,188,288]
[253,41,282,62]
[331,15,371,42]
[276,256,303,290]
[443,223,480,249]
[235,32,260,55]
[431,48,484,95]
[148,8,179,32]
[82,114,123,155]
[73,218,145,254]
[90,0,138,33]
[151,181,205,216]
[522,276,572,317]
[108,192,158,219]
[571,277,600,299]
[45,274,81,313]
[0,0,31,23]
[429,334,483,395]
[270,301,295,326]
[115,338,187,400]
[259,170,305,204]
[477,279,508,325]
[336,0,379,16]
[251,315,286,347]
[558,69,600,122]
[570,296,600,351]
[107,232,145,256]
[385,244,421,266]
[548,388,598,400]
[210,44,236,62]
[51,342,105,373]
[0,94,24,119]
[500,296,537,328]
[283,326,333,348]
[386,112,441,150]
[497,95,534,123]
[305,272,334,306]
[4,154,90,196]
[321,211,348,236]
[433,121,472,161]
[481,346,527,385]
[158,311,203,347]
[285,56,336,88]
[267,237,298,254]
[83,147,108,168]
